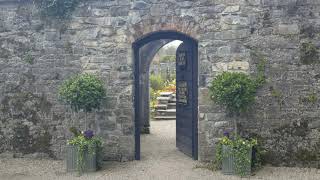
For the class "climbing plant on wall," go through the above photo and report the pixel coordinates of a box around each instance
[34,0,81,19]
[300,42,319,65]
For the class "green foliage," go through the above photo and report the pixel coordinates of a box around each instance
[69,127,81,137]
[251,142,266,171]
[300,92,318,104]
[270,87,284,109]
[58,73,106,113]
[68,134,103,173]
[255,57,267,87]
[150,74,166,91]
[160,55,176,63]
[150,78,176,115]
[35,0,81,19]
[215,136,258,177]
[251,50,267,87]
[306,93,318,104]
[300,42,319,65]
[24,52,34,64]
[209,72,257,115]
[270,88,282,98]
[166,72,176,82]
[150,87,160,113]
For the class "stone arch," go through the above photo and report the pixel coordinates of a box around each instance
[129,16,200,44]
[133,30,198,160]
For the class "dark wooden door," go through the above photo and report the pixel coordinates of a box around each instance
[176,42,197,159]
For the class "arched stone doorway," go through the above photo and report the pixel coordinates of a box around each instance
[133,31,198,160]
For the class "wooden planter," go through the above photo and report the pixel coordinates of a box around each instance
[66,145,97,172]
[222,145,252,176]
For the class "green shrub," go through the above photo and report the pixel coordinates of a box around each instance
[160,55,175,63]
[58,73,106,113]
[215,136,258,177]
[209,72,257,115]
[209,72,266,175]
[150,88,160,114]
[67,131,103,173]
[150,74,165,91]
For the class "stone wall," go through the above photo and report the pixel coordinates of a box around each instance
[0,0,319,167]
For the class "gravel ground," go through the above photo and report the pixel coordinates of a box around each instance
[0,120,319,180]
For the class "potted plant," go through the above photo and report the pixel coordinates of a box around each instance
[209,72,261,176]
[215,133,257,176]
[58,73,106,173]
[66,128,103,173]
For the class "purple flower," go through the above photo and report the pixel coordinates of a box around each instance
[223,131,230,138]
[83,130,94,139]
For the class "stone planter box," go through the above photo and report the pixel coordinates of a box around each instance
[66,145,97,172]
[222,145,252,176]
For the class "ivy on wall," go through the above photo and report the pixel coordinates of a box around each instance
[250,49,267,87]
[34,0,81,19]
[300,42,319,65]
[299,91,318,104]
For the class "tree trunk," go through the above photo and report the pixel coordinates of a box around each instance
[233,112,240,135]
[94,110,101,135]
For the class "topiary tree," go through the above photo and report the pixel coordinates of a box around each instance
[59,73,106,129]
[209,72,257,133]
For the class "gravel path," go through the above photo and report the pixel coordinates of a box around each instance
[0,120,319,180]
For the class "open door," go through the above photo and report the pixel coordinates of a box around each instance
[176,42,198,159]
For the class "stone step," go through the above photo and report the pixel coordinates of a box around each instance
[157,96,171,102]
[168,102,176,106]
[154,116,176,120]
[156,109,176,116]
[155,111,176,115]
[157,109,176,112]
[155,104,167,110]
[167,103,176,109]
[159,92,174,97]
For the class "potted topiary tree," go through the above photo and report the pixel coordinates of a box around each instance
[209,72,260,177]
[59,73,106,174]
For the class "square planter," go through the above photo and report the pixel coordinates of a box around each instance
[222,145,235,175]
[66,145,97,172]
[222,145,252,176]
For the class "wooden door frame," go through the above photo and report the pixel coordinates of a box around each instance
[132,30,198,160]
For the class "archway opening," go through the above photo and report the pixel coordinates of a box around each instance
[140,40,181,161]
[133,31,198,160]
[150,40,182,122]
